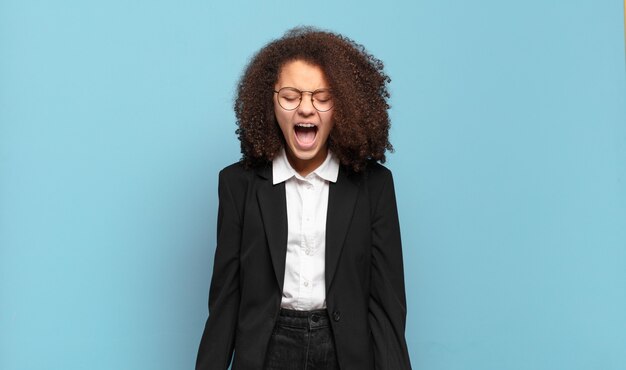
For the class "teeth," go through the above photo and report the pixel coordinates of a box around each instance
[296,123,315,128]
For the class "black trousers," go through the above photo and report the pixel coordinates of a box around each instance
[263,308,340,370]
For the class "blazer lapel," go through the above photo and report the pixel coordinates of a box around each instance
[256,165,288,292]
[325,167,360,292]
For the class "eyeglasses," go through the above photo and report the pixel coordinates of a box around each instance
[273,87,334,112]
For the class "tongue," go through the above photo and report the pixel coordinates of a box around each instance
[295,127,316,144]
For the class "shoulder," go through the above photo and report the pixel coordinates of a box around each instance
[339,161,394,197]
[218,160,272,191]
[362,161,394,188]
[342,160,392,181]
[220,160,267,179]
[217,161,257,192]
[219,161,248,178]
[364,161,392,177]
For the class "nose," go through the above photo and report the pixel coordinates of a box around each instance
[297,93,316,116]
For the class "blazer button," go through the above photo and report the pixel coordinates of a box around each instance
[333,311,341,322]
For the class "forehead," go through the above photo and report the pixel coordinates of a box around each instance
[275,60,329,89]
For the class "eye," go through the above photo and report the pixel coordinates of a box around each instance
[313,92,332,102]
[279,90,301,101]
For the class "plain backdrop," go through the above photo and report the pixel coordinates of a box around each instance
[1,1,625,369]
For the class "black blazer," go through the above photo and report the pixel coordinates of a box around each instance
[196,161,411,370]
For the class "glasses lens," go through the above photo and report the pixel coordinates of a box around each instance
[278,88,301,110]
[312,90,333,112]
[276,88,334,111]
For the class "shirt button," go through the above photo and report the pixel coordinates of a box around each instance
[304,281,309,287]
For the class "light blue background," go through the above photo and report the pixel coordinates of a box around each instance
[1,1,625,369]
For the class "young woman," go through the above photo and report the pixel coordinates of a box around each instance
[196,27,412,370]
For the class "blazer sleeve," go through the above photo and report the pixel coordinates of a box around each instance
[368,169,412,369]
[196,169,242,370]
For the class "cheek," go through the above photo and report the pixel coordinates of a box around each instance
[274,111,292,138]
[322,114,335,134]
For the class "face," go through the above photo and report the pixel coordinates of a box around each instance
[274,60,334,175]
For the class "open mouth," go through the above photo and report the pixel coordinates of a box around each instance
[294,123,318,146]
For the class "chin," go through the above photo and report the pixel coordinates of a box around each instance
[292,150,319,161]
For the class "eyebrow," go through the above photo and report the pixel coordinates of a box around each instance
[275,87,332,92]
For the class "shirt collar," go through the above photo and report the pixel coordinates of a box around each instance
[272,148,340,185]
[272,148,296,185]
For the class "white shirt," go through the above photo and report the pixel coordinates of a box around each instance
[272,149,340,310]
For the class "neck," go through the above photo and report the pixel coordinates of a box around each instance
[285,148,328,177]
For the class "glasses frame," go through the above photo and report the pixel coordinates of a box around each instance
[273,87,334,112]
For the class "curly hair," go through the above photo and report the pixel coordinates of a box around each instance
[234,26,393,172]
